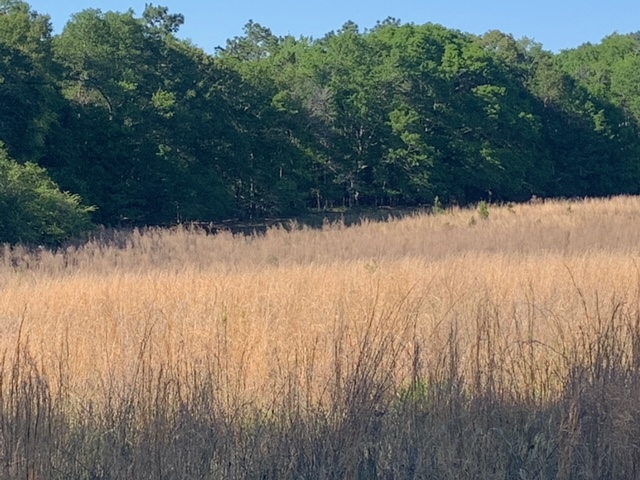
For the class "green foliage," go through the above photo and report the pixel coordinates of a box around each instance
[432,196,445,215]
[0,144,94,245]
[396,379,430,408]
[477,201,490,220]
[51,7,241,225]
[0,3,59,163]
[2,3,640,232]
[142,3,184,35]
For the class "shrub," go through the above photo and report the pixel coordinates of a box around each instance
[0,144,95,245]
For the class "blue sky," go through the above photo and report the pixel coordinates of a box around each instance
[27,0,639,53]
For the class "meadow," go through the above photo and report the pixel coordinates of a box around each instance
[2,197,640,479]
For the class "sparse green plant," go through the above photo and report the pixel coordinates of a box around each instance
[477,200,490,220]
[397,379,430,407]
[365,260,379,273]
[432,195,445,215]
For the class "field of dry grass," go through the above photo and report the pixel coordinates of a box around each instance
[2,196,640,479]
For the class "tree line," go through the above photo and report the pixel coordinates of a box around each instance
[2,1,640,244]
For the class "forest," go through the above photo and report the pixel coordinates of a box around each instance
[2,1,640,244]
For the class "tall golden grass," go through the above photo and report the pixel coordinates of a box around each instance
[2,196,640,479]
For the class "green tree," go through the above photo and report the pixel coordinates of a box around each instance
[6,2,640,228]
[0,0,60,162]
[53,6,239,224]
[218,22,316,216]
[534,39,640,197]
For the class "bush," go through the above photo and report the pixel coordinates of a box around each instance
[0,145,95,245]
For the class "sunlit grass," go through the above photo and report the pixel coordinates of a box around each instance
[2,196,640,479]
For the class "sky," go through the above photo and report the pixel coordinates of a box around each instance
[27,0,640,54]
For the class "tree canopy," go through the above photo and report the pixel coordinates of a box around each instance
[2,2,640,244]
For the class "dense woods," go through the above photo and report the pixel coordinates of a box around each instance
[2,1,640,243]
